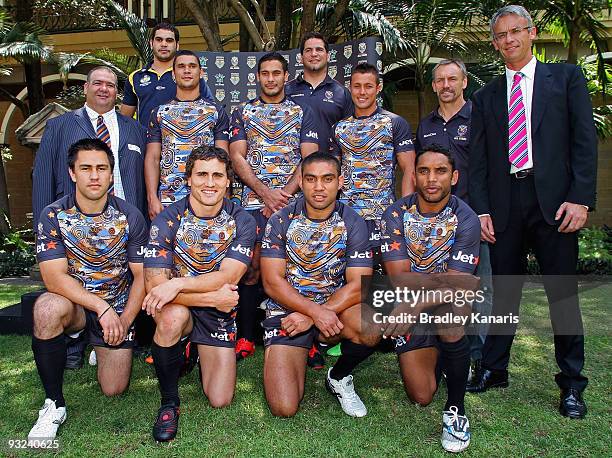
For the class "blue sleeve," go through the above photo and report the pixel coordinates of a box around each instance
[146,106,162,144]
[447,202,481,273]
[143,209,177,269]
[199,78,214,102]
[32,120,58,228]
[214,105,230,142]
[224,209,256,266]
[329,123,341,157]
[344,210,373,268]
[342,86,354,118]
[127,206,148,263]
[415,120,423,153]
[380,203,410,263]
[299,104,320,145]
[229,104,247,143]
[260,211,287,259]
[123,72,138,106]
[36,205,66,263]
[392,114,415,154]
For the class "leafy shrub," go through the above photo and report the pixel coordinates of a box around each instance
[0,227,36,277]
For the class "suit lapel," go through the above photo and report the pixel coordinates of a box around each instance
[491,75,508,142]
[116,111,128,153]
[74,107,97,137]
[531,61,552,134]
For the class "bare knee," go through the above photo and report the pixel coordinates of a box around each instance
[101,381,129,397]
[207,393,233,409]
[154,306,189,344]
[33,293,72,337]
[406,389,434,407]
[269,400,299,418]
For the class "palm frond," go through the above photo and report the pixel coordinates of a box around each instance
[104,0,152,64]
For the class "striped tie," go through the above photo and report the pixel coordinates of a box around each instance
[96,115,112,149]
[508,72,529,168]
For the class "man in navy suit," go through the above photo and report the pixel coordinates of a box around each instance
[467,5,597,419]
[33,66,147,228]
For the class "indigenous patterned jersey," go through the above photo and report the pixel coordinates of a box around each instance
[144,197,256,276]
[380,194,480,273]
[261,198,372,316]
[330,107,414,221]
[228,97,318,210]
[36,194,147,311]
[147,97,229,207]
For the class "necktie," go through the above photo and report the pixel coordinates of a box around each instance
[96,115,114,194]
[508,72,529,168]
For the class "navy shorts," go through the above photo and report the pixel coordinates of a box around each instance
[393,323,437,354]
[262,313,317,349]
[85,309,135,350]
[247,209,268,243]
[190,308,237,348]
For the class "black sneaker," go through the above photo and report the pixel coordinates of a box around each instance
[307,344,325,370]
[152,404,180,442]
[65,333,87,370]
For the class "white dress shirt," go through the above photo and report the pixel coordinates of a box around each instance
[505,56,536,173]
[84,104,125,199]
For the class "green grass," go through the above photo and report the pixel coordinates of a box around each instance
[0,284,43,310]
[0,282,610,457]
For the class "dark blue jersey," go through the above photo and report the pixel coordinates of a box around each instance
[380,194,480,273]
[261,198,372,315]
[144,197,256,276]
[36,194,148,311]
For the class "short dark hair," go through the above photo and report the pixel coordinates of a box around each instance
[301,151,341,176]
[300,32,329,54]
[86,66,117,84]
[151,22,179,42]
[416,143,455,171]
[67,138,114,171]
[351,63,380,84]
[185,145,232,179]
[257,52,288,73]
[173,50,201,70]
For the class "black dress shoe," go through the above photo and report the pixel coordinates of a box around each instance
[468,359,482,385]
[559,388,587,419]
[466,368,509,393]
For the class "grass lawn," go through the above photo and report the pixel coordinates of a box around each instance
[0,282,610,457]
[0,284,43,310]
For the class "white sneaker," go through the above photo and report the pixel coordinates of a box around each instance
[441,406,471,453]
[28,399,66,446]
[325,368,367,417]
[88,349,97,366]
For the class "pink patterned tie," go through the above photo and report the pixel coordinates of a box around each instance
[508,72,529,168]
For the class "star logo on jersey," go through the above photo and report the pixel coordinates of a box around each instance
[167,220,174,227]
[392,211,399,217]
[48,211,55,218]
[47,241,57,250]
[231,127,241,138]
[158,249,168,258]
[50,229,57,237]
[390,241,401,251]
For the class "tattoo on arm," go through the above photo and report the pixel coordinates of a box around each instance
[144,268,173,282]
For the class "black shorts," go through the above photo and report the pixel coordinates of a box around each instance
[262,314,317,349]
[247,209,268,243]
[393,323,438,354]
[190,308,237,348]
[85,309,135,350]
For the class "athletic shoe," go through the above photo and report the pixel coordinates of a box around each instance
[307,344,325,370]
[441,406,471,453]
[88,349,97,366]
[325,368,367,417]
[152,404,180,442]
[327,343,342,357]
[235,338,255,361]
[28,399,66,446]
[64,332,86,370]
[179,339,199,377]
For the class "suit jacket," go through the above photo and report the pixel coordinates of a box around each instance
[468,61,597,232]
[32,107,147,226]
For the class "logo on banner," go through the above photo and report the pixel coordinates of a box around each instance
[230,72,240,85]
[282,54,290,65]
[328,65,337,78]
[203,73,209,82]
[358,42,367,56]
[230,56,239,69]
[247,88,257,100]
[230,90,240,102]
[344,45,352,59]
[344,80,350,88]
[377,60,383,71]
[199,56,208,67]
[329,49,338,62]
[215,56,225,68]
[247,56,257,68]
[376,42,383,56]
[216,89,225,101]
[343,64,352,78]
[296,54,303,66]
[247,73,256,85]
[215,73,225,86]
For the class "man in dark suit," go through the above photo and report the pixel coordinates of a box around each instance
[33,66,147,227]
[32,66,147,369]
[467,5,597,419]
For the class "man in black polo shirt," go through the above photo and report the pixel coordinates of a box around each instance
[286,31,353,154]
[416,58,493,380]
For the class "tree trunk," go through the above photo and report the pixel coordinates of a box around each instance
[320,0,350,41]
[566,23,580,64]
[300,0,319,39]
[183,0,224,51]
[275,0,293,50]
[15,0,45,115]
[0,157,10,234]
[227,0,265,50]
